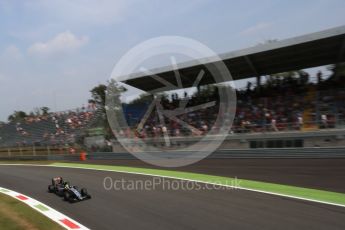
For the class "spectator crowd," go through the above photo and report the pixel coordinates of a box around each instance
[124,71,345,138]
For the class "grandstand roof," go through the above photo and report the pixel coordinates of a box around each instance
[122,25,345,92]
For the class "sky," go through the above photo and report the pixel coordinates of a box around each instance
[0,0,345,121]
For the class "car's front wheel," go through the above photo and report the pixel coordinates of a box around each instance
[64,191,72,202]
[81,188,88,196]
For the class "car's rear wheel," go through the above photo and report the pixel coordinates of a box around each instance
[48,185,54,193]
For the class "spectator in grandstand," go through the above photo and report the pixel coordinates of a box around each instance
[297,115,303,130]
[321,114,328,128]
[271,118,278,132]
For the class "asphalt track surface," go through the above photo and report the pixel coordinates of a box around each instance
[1,165,345,230]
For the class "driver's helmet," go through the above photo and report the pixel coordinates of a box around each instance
[57,177,63,184]
[53,177,63,185]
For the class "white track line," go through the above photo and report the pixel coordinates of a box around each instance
[0,186,90,230]
[1,163,345,209]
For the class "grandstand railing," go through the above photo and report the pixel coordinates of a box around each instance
[124,119,345,139]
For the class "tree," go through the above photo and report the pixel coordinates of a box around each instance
[90,81,127,107]
[40,107,50,115]
[8,111,27,122]
[88,81,127,140]
[91,81,127,113]
[90,84,107,106]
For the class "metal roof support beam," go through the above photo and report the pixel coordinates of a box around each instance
[338,37,345,62]
[244,55,261,86]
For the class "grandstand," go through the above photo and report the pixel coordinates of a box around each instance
[109,26,345,152]
[0,104,102,156]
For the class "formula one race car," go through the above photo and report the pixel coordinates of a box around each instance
[48,177,91,202]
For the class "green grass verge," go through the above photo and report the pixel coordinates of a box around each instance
[0,193,63,230]
[52,162,345,206]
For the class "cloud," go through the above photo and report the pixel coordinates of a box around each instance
[2,45,23,60]
[240,22,273,36]
[28,31,88,56]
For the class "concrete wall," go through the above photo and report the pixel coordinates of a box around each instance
[111,129,345,151]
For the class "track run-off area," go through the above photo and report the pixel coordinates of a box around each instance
[0,163,345,230]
